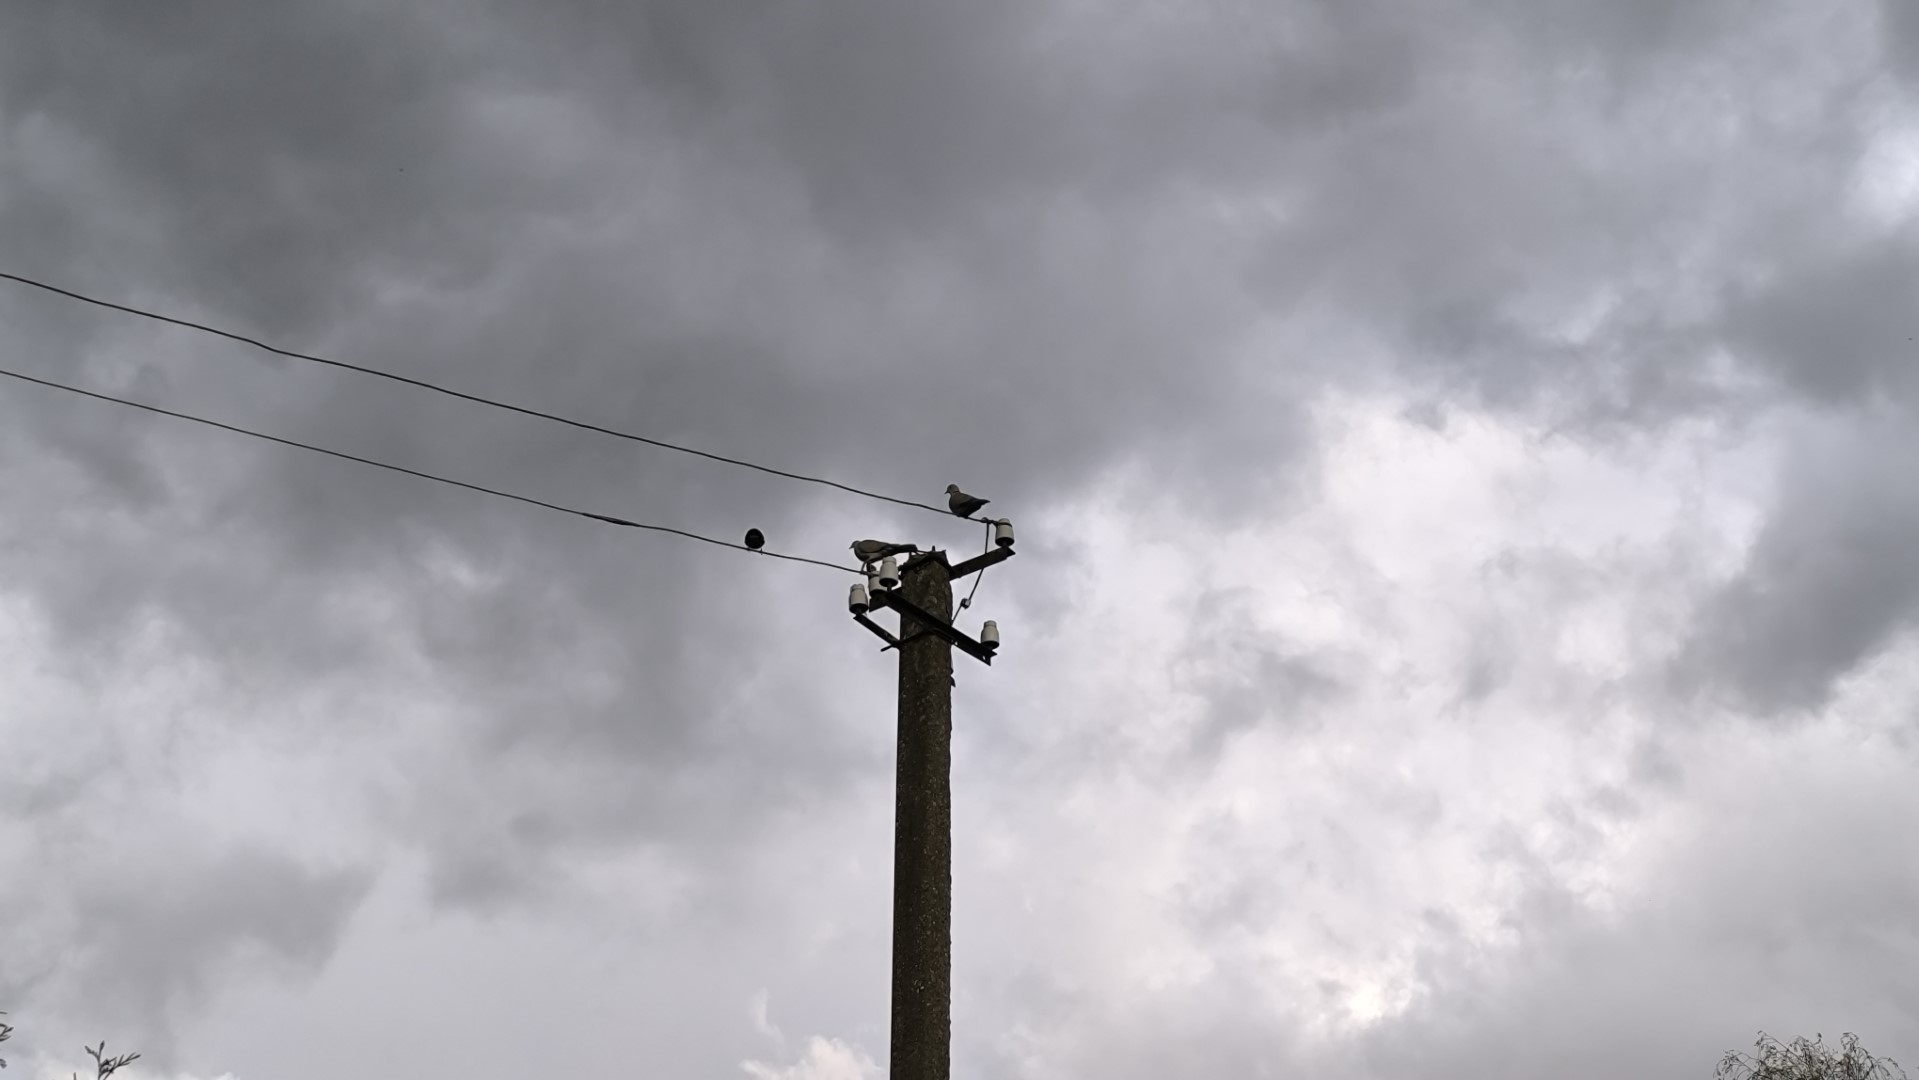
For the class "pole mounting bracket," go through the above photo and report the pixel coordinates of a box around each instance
[948,546,1013,582]
[874,589,995,666]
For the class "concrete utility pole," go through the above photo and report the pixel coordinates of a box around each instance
[890,551,955,1080]
[848,525,1012,1080]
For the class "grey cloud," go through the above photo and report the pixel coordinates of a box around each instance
[1175,587,1350,766]
[1,843,371,1071]
[1881,0,1919,80]
[1344,767,1919,1080]
[1025,746,1918,1080]
[1628,734,1687,792]
[1723,232,1919,408]
[72,847,370,995]
[1457,628,1516,707]
[975,961,1309,1080]
[0,3,503,337]
[498,0,1423,239]
[964,737,1919,1080]
[0,0,1339,932]
[3,0,1919,1073]
[1486,0,1760,74]
[1277,3,1878,431]
[1405,299,1743,433]
[1674,416,1919,715]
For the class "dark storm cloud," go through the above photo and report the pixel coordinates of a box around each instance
[1318,3,1917,717]
[1723,231,1919,408]
[0,2,501,336]
[0,0,1312,503]
[0,0,1346,915]
[4,0,1919,1071]
[1881,0,1919,80]
[1673,415,1919,715]
[1667,188,1919,714]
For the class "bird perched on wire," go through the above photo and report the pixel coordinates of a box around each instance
[946,484,990,517]
[850,539,920,565]
[744,528,765,551]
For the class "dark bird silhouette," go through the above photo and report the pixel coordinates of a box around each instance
[946,484,990,517]
[744,528,765,550]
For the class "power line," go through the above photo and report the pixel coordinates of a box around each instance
[0,366,864,576]
[958,519,992,617]
[0,271,974,521]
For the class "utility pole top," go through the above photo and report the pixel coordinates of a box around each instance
[902,548,950,572]
[840,505,1017,1080]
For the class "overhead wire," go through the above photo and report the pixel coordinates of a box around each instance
[957,518,992,618]
[0,366,865,576]
[0,271,980,522]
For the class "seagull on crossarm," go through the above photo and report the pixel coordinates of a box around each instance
[850,539,920,566]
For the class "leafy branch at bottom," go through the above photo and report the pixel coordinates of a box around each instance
[0,1013,141,1078]
[84,1041,141,1080]
[1718,1032,1907,1080]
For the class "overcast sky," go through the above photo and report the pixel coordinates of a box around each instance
[3,2,1918,1078]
